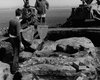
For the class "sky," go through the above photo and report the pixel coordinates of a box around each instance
[0,0,82,8]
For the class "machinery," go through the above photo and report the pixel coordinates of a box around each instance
[45,0,100,47]
[62,0,100,27]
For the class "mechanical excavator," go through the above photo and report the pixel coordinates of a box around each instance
[62,0,100,27]
[46,0,100,46]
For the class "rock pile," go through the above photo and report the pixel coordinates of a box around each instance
[18,37,99,80]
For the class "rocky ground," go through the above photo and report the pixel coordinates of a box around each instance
[18,37,100,80]
[0,26,100,80]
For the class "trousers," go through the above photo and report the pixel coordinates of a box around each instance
[10,37,20,74]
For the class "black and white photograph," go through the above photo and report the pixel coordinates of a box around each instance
[0,0,100,80]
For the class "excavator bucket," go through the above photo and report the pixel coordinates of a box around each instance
[37,25,48,40]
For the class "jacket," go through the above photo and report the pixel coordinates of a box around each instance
[35,0,49,15]
[8,17,21,37]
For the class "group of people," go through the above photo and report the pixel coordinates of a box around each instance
[8,0,49,74]
[22,0,49,25]
[35,0,49,23]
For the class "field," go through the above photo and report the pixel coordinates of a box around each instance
[0,8,71,29]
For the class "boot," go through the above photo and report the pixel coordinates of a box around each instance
[38,17,41,23]
[42,17,45,23]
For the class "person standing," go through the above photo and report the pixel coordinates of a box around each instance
[35,0,49,23]
[8,8,23,74]
[23,0,29,7]
[21,3,33,28]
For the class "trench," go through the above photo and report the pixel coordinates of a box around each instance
[45,28,100,47]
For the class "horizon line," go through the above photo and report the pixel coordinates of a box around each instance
[0,5,79,9]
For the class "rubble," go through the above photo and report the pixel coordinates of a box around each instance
[19,51,33,59]
[0,41,13,54]
[0,41,13,63]
[18,37,99,80]
[0,26,8,36]
[21,73,34,80]
[30,39,43,50]
[31,40,56,51]
[19,51,33,63]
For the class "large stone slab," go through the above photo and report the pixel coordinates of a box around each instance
[0,61,13,80]
[56,37,96,57]
[22,25,36,43]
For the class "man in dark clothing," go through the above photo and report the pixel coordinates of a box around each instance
[35,0,49,23]
[8,8,22,74]
[23,0,29,7]
[21,3,37,29]
[21,3,31,27]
